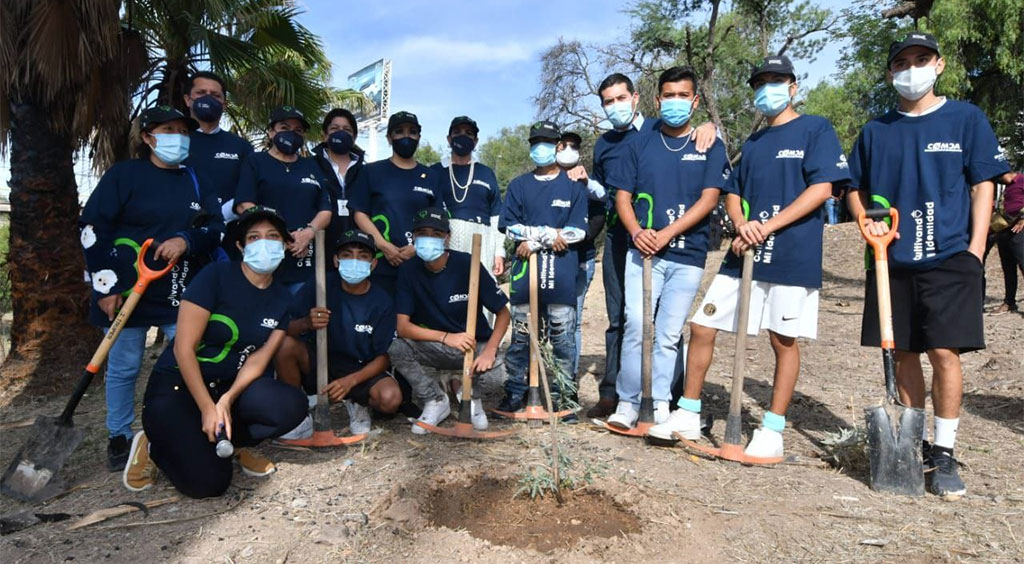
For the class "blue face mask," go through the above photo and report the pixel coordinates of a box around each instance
[754,82,792,116]
[659,98,694,127]
[151,133,190,165]
[338,258,371,284]
[529,142,557,167]
[191,95,223,123]
[414,236,446,262]
[604,100,634,128]
[272,130,303,155]
[243,238,285,273]
[327,130,354,155]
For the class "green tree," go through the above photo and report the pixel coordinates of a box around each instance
[478,125,534,192]
[417,142,443,166]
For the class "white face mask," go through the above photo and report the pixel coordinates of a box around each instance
[556,147,580,167]
[892,65,938,101]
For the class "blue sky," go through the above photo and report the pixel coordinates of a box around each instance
[299,0,848,158]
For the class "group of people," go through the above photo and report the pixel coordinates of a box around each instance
[78,32,1015,502]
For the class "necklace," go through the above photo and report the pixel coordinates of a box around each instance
[449,161,475,204]
[660,130,692,153]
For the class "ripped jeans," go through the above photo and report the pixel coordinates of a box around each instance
[503,303,577,403]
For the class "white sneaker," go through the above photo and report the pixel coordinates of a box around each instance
[607,402,639,429]
[654,401,670,424]
[411,398,451,435]
[744,428,784,458]
[648,409,702,441]
[279,414,313,440]
[470,399,488,431]
[306,394,318,409]
[344,400,372,435]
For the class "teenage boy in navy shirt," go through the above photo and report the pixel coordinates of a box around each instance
[847,33,1009,499]
[497,121,588,416]
[608,66,730,430]
[275,230,406,438]
[650,56,849,456]
[351,111,444,295]
[390,208,511,434]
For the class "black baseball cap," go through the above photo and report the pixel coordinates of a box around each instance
[747,55,796,87]
[388,111,420,133]
[268,105,310,129]
[412,207,450,232]
[528,120,561,144]
[449,115,479,136]
[560,131,582,146]
[887,32,941,67]
[334,229,376,254]
[139,105,198,131]
[236,205,294,244]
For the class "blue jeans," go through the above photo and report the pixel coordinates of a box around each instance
[573,257,596,377]
[824,198,839,225]
[503,303,576,402]
[106,324,177,439]
[601,229,628,400]
[617,250,702,405]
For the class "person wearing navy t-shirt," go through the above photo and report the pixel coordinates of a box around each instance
[607,66,730,430]
[275,230,410,438]
[234,106,332,294]
[390,208,511,434]
[125,207,308,498]
[847,33,1010,499]
[432,116,506,279]
[312,108,366,243]
[497,121,588,416]
[652,56,850,456]
[350,111,444,295]
[79,105,225,472]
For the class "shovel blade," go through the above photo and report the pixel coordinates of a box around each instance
[1,416,84,502]
[865,405,926,496]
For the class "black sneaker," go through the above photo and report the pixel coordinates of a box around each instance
[107,435,130,472]
[927,446,966,498]
[493,395,523,418]
[560,411,580,425]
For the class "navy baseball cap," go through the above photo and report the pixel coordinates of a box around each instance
[449,115,479,136]
[388,111,420,133]
[139,105,198,131]
[887,32,941,67]
[334,229,376,254]
[747,55,796,87]
[528,120,561,144]
[412,207,450,232]
[560,131,582,146]
[269,105,310,129]
[236,205,294,244]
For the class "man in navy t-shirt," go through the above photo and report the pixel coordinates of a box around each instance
[607,66,730,430]
[497,121,588,416]
[350,111,444,296]
[390,208,511,434]
[275,230,409,438]
[847,33,1010,499]
[650,56,850,456]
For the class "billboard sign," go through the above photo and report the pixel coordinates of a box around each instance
[347,59,385,123]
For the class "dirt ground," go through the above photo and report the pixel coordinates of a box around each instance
[1,223,1022,563]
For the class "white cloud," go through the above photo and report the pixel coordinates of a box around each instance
[390,35,534,71]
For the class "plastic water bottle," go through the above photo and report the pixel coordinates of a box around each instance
[215,425,234,458]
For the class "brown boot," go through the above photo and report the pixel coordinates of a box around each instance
[586,397,617,419]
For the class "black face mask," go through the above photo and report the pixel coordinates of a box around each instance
[392,136,419,159]
[327,130,355,156]
[272,130,303,155]
[191,95,223,123]
[449,134,475,157]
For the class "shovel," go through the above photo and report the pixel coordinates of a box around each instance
[278,229,367,447]
[414,234,513,439]
[858,208,925,496]
[2,238,175,502]
[606,255,655,437]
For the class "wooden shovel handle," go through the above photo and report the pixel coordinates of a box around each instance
[528,252,539,388]
[461,234,482,399]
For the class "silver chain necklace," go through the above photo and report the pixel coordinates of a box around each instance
[660,130,692,153]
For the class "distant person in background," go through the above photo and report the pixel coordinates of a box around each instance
[984,171,1023,314]
[824,193,841,224]
[311,108,366,242]
[80,106,224,471]
[234,106,332,295]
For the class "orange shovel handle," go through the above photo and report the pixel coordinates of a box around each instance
[857,208,900,258]
[133,238,177,293]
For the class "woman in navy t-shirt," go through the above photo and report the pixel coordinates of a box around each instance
[124,207,307,498]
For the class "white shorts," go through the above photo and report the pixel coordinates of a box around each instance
[690,274,819,339]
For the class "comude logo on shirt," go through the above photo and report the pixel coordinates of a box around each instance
[551,199,571,208]
[190,201,201,211]
[413,186,434,195]
[836,154,849,169]
[924,142,962,153]
[449,293,468,303]
[680,154,706,161]
[214,152,239,160]
[301,176,321,186]
[776,149,804,159]
[261,318,279,329]
[354,324,374,334]
[472,179,491,189]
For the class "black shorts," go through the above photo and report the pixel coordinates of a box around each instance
[861,251,985,353]
[300,343,410,406]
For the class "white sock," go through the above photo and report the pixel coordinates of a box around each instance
[933,416,959,449]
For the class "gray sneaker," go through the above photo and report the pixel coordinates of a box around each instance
[927,446,966,499]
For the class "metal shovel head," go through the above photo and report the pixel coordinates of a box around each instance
[1,416,84,502]
[865,403,926,496]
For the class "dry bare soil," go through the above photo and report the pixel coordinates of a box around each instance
[1,223,1022,563]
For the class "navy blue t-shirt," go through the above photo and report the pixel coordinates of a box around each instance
[848,100,1009,269]
[185,129,254,203]
[501,172,588,306]
[289,272,395,374]
[611,131,731,267]
[395,251,509,342]
[431,162,502,224]
[234,151,332,284]
[719,115,850,288]
[80,159,225,328]
[593,116,660,236]
[150,261,293,383]
[348,160,444,280]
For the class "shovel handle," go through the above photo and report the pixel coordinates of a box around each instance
[312,230,330,431]
[858,209,900,402]
[724,248,755,446]
[458,235,483,423]
[857,208,900,259]
[527,252,539,388]
[637,255,654,423]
